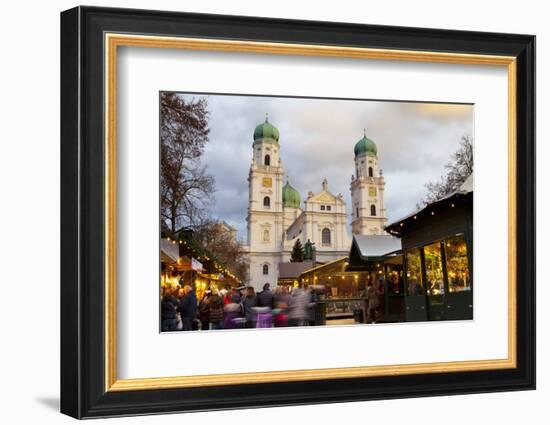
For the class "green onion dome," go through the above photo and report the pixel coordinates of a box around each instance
[354,129,377,157]
[253,114,279,144]
[282,181,301,209]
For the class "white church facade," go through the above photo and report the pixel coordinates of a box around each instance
[245,116,388,290]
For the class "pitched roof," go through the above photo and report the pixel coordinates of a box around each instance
[278,261,316,279]
[350,235,402,260]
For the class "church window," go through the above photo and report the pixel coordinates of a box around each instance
[263,229,270,243]
[368,167,373,177]
[356,207,359,218]
[262,264,269,275]
[264,154,270,166]
[263,196,270,208]
[322,228,331,245]
[320,205,325,211]
[371,204,376,216]
[326,205,332,211]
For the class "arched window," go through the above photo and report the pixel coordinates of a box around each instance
[371,204,376,216]
[356,207,359,218]
[322,228,331,245]
[262,264,269,275]
[263,229,270,243]
[264,154,270,166]
[368,167,373,177]
[263,196,270,207]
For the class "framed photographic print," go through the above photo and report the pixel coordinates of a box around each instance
[60,6,535,419]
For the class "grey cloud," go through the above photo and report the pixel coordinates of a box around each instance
[176,93,473,240]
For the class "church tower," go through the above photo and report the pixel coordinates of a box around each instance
[246,114,284,289]
[350,129,388,235]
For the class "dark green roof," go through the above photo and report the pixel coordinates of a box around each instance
[253,115,279,144]
[282,181,301,208]
[354,130,377,157]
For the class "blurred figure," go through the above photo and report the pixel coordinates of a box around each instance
[366,281,379,324]
[161,294,177,331]
[198,289,211,331]
[307,286,319,326]
[288,285,309,327]
[178,285,197,331]
[273,286,290,327]
[230,287,242,304]
[241,286,258,328]
[223,301,241,329]
[257,283,274,308]
[207,290,224,330]
[220,288,231,305]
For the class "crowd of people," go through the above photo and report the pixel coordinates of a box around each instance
[160,283,320,332]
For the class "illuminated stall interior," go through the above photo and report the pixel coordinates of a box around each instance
[347,234,404,322]
[385,174,473,321]
[160,230,242,300]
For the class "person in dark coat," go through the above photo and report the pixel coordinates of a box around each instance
[198,290,211,331]
[241,286,258,328]
[161,294,177,332]
[257,283,274,309]
[207,290,224,330]
[178,285,197,331]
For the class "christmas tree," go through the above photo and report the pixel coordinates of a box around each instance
[290,239,305,263]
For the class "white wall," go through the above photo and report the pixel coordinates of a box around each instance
[0,0,546,424]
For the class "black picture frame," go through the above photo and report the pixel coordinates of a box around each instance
[60,6,535,419]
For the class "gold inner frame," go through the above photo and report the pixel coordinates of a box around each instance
[104,33,517,392]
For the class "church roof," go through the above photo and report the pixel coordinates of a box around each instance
[354,129,377,157]
[253,114,279,144]
[283,180,301,208]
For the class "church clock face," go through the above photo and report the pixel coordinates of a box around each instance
[262,177,272,188]
[369,187,377,197]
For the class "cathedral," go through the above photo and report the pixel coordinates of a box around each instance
[245,115,388,290]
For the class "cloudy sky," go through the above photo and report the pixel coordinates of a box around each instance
[175,93,473,241]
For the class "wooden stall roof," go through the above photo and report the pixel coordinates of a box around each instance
[385,174,473,237]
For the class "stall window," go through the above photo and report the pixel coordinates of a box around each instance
[406,249,423,295]
[423,242,445,295]
[262,264,269,275]
[322,228,331,245]
[264,154,270,166]
[263,196,270,208]
[444,234,470,292]
[386,265,403,294]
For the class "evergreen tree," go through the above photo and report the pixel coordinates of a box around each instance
[290,239,305,263]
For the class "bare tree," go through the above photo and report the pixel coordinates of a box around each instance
[160,93,214,234]
[420,135,473,207]
[194,221,249,282]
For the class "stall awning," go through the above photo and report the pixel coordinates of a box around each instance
[160,239,179,262]
[348,235,402,266]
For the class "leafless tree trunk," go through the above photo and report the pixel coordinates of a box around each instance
[160,93,214,234]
